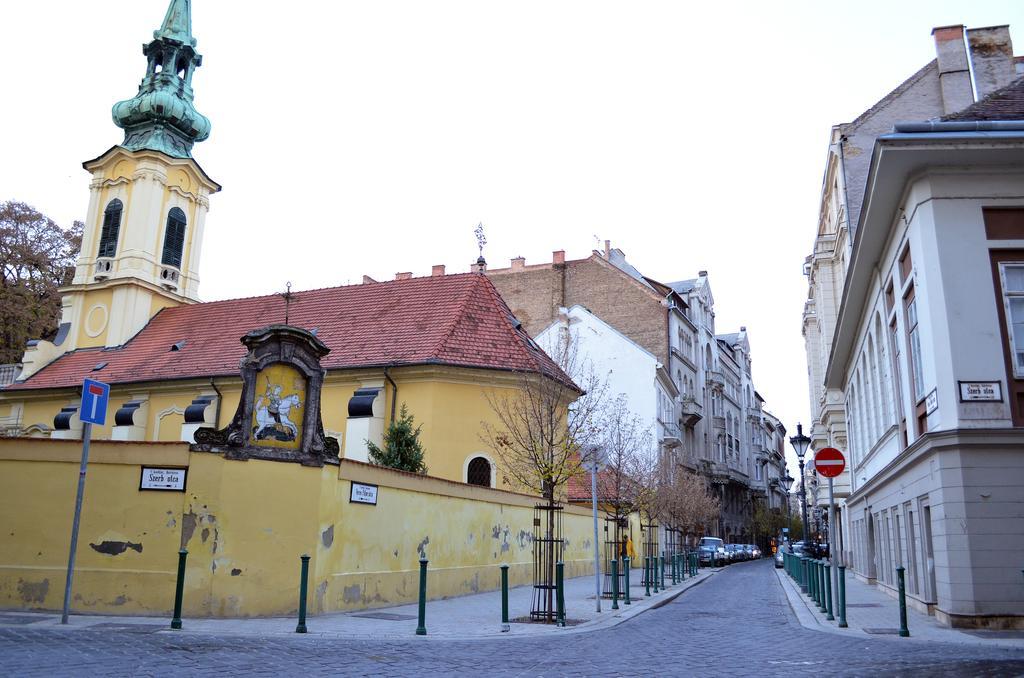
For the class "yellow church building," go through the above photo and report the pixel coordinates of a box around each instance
[0,0,599,619]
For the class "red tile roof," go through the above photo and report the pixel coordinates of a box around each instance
[942,76,1024,121]
[6,274,577,392]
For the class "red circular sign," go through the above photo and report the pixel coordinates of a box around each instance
[814,447,846,478]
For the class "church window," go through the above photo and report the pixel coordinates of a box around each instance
[98,199,123,258]
[162,207,187,268]
[466,456,492,487]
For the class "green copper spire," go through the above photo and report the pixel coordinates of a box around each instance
[112,0,211,158]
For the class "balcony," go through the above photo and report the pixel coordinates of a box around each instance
[707,370,725,388]
[712,415,726,431]
[660,421,682,448]
[680,396,702,428]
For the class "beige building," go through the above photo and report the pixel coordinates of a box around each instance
[802,23,1024,628]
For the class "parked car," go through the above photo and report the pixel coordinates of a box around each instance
[743,544,761,559]
[725,544,746,562]
[697,537,726,565]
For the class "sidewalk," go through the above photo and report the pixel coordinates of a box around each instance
[775,564,1024,650]
[0,566,716,640]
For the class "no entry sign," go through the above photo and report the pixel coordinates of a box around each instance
[814,447,846,478]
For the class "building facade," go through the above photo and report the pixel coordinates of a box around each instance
[487,246,789,543]
[802,23,1024,628]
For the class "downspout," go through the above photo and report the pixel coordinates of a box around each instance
[383,366,397,424]
[209,378,223,428]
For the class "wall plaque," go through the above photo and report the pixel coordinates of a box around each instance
[925,389,938,415]
[958,381,1002,402]
[350,482,378,505]
[140,467,187,491]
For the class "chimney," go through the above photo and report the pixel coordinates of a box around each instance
[1016,56,1024,77]
[511,256,526,271]
[698,270,708,277]
[932,25,974,115]
[473,256,487,273]
[395,272,412,280]
[604,240,611,258]
[362,275,378,284]
[552,250,565,265]
[967,26,1015,100]
[431,265,446,277]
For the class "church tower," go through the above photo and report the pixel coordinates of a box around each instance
[21,0,221,378]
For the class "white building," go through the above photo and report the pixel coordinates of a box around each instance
[803,23,1024,628]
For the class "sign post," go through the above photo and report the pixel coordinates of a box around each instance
[814,446,846,627]
[584,445,606,614]
[62,378,109,624]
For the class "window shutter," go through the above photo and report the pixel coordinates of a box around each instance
[98,199,122,258]
[162,207,187,268]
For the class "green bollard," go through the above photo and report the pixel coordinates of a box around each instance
[416,557,428,636]
[825,561,834,621]
[680,553,686,581]
[897,566,910,637]
[296,554,310,634]
[838,565,848,628]
[644,556,651,597]
[500,563,510,632]
[623,556,632,605]
[170,548,187,630]
[660,554,666,589]
[800,557,808,593]
[611,558,620,610]
[671,553,677,585]
[820,561,828,613]
[692,552,697,576]
[653,556,660,593]
[555,561,566,627]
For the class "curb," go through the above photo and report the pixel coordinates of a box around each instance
[0,569,718,643]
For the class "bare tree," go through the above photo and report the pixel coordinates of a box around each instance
[0,201,82,363]
[657,463,721,549]
[479,329,606,621]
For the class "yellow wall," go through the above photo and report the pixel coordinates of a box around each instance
[0,439,187,614]
[0,440,597,618]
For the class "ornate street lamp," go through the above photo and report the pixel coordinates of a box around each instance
[789,423,811,542]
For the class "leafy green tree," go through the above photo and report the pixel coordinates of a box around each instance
[0,201,82,363]
[367,403,427,474]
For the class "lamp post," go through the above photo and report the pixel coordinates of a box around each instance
[789,423,811,543]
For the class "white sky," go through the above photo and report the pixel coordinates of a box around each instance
[3,0,1023,477]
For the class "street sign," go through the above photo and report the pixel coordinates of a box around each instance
[80,378,110,425]
[814,447,845,478]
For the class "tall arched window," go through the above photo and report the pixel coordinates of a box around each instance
[466,456,492,487]
[98,199,123,258]
[161,207,187,268]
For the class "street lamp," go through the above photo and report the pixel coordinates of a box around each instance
[789,423,811,543]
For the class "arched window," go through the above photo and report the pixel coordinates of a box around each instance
[466,456,492,487]
[161,207,187,268]
[98,199,123,258]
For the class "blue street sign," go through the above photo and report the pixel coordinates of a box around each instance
[80,378,110,426]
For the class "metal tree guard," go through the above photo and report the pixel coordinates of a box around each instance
[641,522,659,587]
[602,516,628,596]
[531,503,564,622]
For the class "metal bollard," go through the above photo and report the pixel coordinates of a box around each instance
[653,556,660,593]
[800,557,809,593]
[838,564,847,628]
[644,556,651,596]
[611,558,620,610]
[671,553,677,585]
[825,561,834,621]
[170,549,188,630]
[416,557,428,635]
[623,556,631,605]
[555,561,566,627]
[296,554,310,634]
[500,563,510,632]
[660,554,666,589]
[897,566,910,637]
[817,560,826,612]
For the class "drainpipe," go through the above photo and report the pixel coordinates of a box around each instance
[383,366,397,424]
[209,378,223,428]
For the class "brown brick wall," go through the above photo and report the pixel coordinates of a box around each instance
[488,256,668,364]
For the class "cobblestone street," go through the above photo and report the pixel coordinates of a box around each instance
[2,560,1022,677]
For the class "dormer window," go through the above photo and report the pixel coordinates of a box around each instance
[98,199,122,258]
[161,207,187,268]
